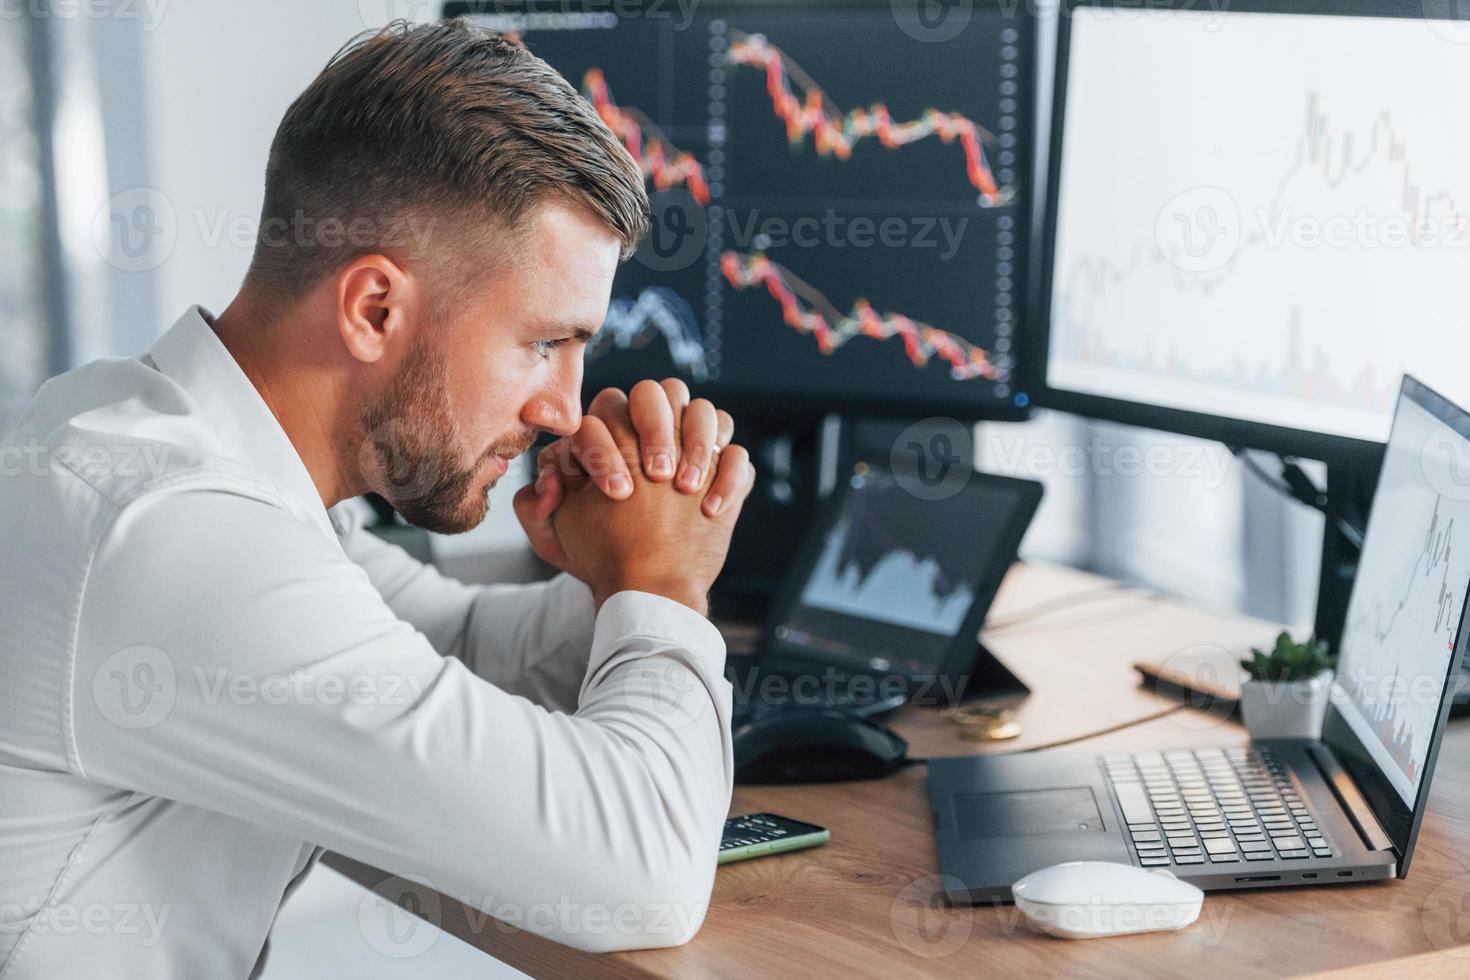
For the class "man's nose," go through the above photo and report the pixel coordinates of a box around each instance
[526,377,582,438]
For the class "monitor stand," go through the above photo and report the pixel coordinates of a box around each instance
[1311,462,1375,651]
[709,409,832,621]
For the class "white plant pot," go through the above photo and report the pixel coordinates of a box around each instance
[1238,669,1334,740]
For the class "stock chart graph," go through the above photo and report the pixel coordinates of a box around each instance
[797,472,978,635]
[1046,10,1470,443]
[473,2,1030,411]
[1335,395,1470,804]
[723,31,1004,204]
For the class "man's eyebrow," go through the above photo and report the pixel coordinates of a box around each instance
[535,321,597,342]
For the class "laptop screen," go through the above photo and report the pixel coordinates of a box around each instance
[1327,377,1470,825]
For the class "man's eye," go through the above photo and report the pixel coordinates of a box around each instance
[532,338,568,359]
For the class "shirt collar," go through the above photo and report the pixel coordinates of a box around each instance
[147,306,335,538]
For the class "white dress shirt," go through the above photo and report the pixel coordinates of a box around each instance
[0,308,733,978]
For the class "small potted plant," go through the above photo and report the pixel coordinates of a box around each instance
[1237,632,1336,739]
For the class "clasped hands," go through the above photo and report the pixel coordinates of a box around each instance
[513,379,755,615]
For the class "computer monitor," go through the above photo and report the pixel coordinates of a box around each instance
[444,0,1036,420]
[1037,0,1470,462]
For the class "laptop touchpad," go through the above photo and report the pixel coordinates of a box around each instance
[953,788,1105,839]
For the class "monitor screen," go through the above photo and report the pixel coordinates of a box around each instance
[1042,3,1470,454]
[767,464,1037,677]
[1331,380,1470,808]
[446,0,1034,418]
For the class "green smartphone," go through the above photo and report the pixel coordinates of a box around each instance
[718,813,830,865]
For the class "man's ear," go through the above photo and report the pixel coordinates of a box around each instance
[336,254,419,364]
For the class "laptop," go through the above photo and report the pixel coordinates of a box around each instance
[726,462,1041,719]
[928,375,1470,900]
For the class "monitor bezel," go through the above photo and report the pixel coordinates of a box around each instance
[1033,0,1466,464]
[443,0,1040,423]
[756,463,1045,695]
[1319,375,1470,871]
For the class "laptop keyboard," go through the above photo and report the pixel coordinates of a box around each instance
[1102,746,1336,866]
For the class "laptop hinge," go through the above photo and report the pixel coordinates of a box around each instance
[1307,744,1394,852]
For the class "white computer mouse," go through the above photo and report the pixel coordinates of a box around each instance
[1011,861,1203,940]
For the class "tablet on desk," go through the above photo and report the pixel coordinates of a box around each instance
[755,462,1043,703]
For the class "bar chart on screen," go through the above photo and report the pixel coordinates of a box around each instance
[797,471,977,636]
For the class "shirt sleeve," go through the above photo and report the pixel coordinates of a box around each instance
[67,489,733,953]
[328,502,595,715]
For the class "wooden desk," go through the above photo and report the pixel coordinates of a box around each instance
[331,562,1470,978]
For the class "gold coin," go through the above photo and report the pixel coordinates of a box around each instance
[946,704,1010,726]
[958,720,1023,741]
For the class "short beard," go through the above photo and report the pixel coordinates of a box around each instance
[358,340,522,535]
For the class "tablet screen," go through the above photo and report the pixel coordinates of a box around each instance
[766,463,1038,678]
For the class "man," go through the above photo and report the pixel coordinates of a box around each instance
[0,20,755,977]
